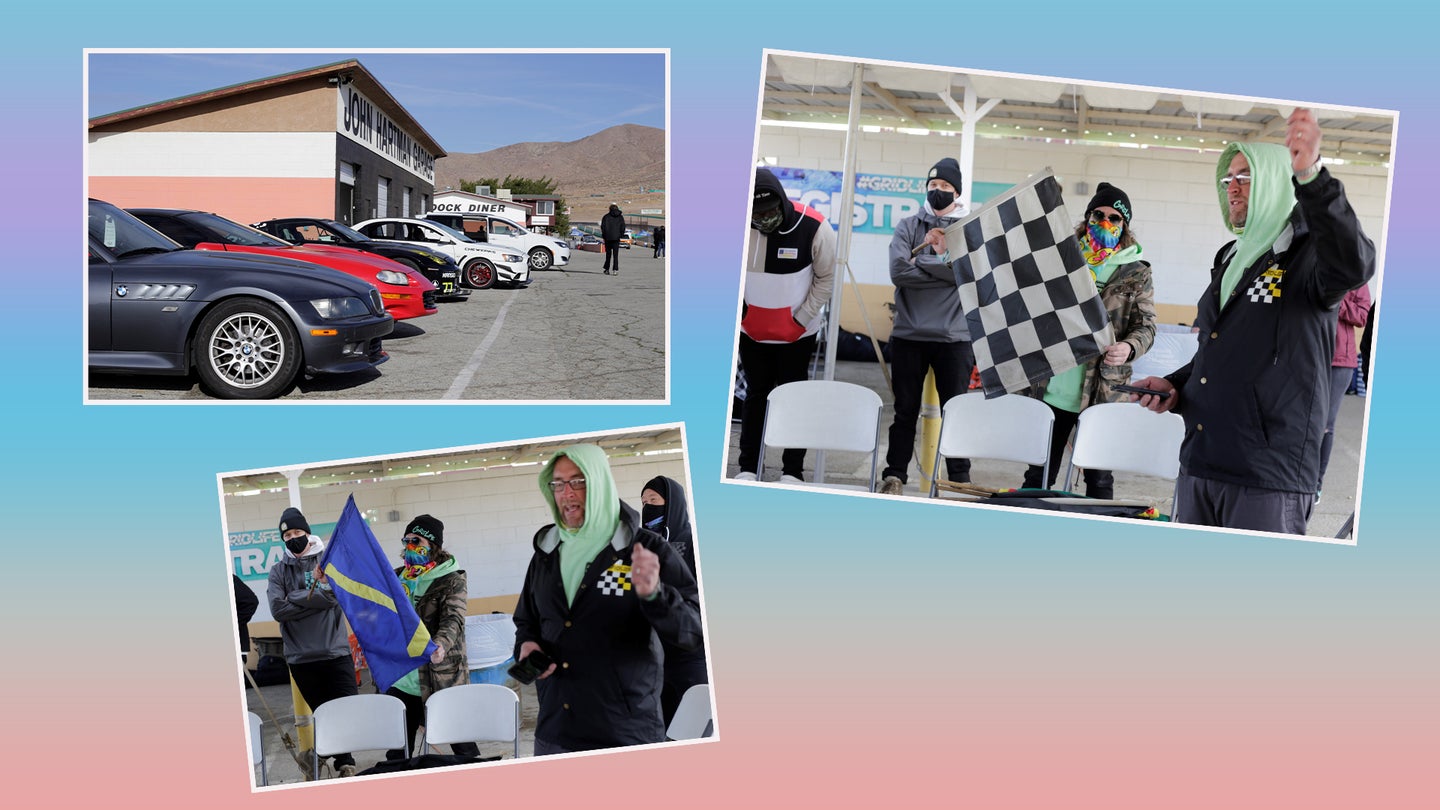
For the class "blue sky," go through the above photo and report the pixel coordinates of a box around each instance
[86,51,666,154]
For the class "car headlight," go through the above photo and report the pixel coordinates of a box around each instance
[311,297,370,319]
[375,269,409,286]
[503,253,524,263]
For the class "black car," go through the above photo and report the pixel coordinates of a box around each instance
[252,217,468,299]
[88,199,393,399]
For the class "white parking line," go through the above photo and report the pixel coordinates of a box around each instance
[443,289,518,399]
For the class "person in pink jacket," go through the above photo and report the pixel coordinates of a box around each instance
[1317,284,1372,501]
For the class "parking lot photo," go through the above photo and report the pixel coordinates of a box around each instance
[86,51,667,401]
[222,424,712,788]
[727,51,1394,544]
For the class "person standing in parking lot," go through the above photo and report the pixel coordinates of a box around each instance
[653,225,666,259]
[601,204,626,275]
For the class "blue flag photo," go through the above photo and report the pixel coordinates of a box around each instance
[318,495,437,692]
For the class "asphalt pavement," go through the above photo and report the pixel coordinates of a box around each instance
[88,247,666,401]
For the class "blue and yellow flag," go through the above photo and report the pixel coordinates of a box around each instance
[318,495,436,693]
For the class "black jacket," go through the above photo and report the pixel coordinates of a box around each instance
[233,575,259,654]
[1166,168,1374,493]
[513,501,702,750]
[601,207,626,241]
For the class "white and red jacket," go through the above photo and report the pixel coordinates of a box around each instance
[741,199,836,344]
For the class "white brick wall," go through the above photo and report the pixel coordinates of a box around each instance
[227,455,688,622]
[757,126,1390,317]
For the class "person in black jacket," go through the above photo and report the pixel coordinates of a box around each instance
[640,475,707,726]
[513,445,703,754]
[1131,109,1375,534]
[600,204,626,275]
[233,574,259,668]
[652,225,665,258]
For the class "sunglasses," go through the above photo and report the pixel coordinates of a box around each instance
[1089,210,1125,226]
[1219,173,1252,189]
[547,478,587,493]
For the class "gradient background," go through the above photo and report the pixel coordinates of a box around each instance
[3,3,1434,807]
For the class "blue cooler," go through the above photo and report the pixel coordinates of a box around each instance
[469,657,514,685]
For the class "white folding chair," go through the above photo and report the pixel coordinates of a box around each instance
[760,380,883,490]
[312,693,408,778]
[419,684,520,760]
[930,393,1056,498]
[1065,402,1185,501]
[247,711,267,786]
[666,683,714,741]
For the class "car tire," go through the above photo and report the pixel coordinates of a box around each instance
[528,248,554,271]
[465,258,497,290]
[192,298,302,399]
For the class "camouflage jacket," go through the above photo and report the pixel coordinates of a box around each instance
[396,550,470,697]
[1026,259,1156,407]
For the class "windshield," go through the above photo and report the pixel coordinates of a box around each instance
[318,219,372,242]
[423,219,478,243]
[89,200,180,257]
[185,212,292,247]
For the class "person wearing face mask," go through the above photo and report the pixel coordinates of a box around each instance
[265,506,359,778]
[513,446,703,754]
[1129,109,1375,533]
[639,476,708,726]
[734,167,836,483]
[1018,182,1156,499]
[382,515,480,761]
[877,158,976,496]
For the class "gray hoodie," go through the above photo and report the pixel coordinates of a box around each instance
[265,536,350,665]
[888,204,970,342]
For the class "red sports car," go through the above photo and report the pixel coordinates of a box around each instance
[128,209,437,321]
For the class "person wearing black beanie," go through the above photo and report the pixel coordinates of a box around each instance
[877,157,976,496]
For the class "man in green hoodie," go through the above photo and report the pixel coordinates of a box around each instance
[513,444,703,754]
[1131,109,1375,534]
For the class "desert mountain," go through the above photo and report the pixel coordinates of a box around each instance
[435,124,665,225]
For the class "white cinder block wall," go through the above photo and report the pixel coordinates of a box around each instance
[228,455,688,623]
[757,126,1389,318]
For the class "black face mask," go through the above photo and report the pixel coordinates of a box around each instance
[641,503,666,532]
[284,535,309,555]
[927,189,956,211]
[751,202,785,234]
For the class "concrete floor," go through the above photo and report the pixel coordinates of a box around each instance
[726,358,1367,542]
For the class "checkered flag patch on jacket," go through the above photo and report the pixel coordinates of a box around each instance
[1246,266,1284,303]
[948,170,1113,397]
[599,563,632,597]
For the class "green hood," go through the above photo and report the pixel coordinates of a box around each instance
[404,555,457,600]
[1216,142,1295,307]
[540,444,621,605]
[1094,243,1143,284]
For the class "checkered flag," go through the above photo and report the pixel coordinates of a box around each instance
[946,169,1113,398]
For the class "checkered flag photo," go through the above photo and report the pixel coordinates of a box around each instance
[947,169,1113,398]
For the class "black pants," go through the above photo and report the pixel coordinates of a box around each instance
[737,333,817,476]
[884,337,975,483]
[603,240,621,272]
[384,687,480,760]
[288,655,359,768]
[1021,402,1114,498]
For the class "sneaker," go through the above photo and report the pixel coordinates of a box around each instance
[779,474,804,485]
[1314,491,1322,505]
[733,471,758,482]
[338,764,357,778]
[878,475,904,496]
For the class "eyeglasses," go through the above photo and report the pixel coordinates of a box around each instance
[1219,173,1252,189]
[403,535,428,547]
[547,478,587,493]
[1089,210,1125,225]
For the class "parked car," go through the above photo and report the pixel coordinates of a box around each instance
[251,217,467,299]
[88,199,392,399]
[621,231,635,249]
[353,218,530,290]
[128,209,437,321]
[423,212,571,271]
[574,234,604,253]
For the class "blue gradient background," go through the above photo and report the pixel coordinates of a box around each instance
[3,3,1434,807]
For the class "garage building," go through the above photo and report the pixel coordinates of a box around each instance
[89,59,444,226]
